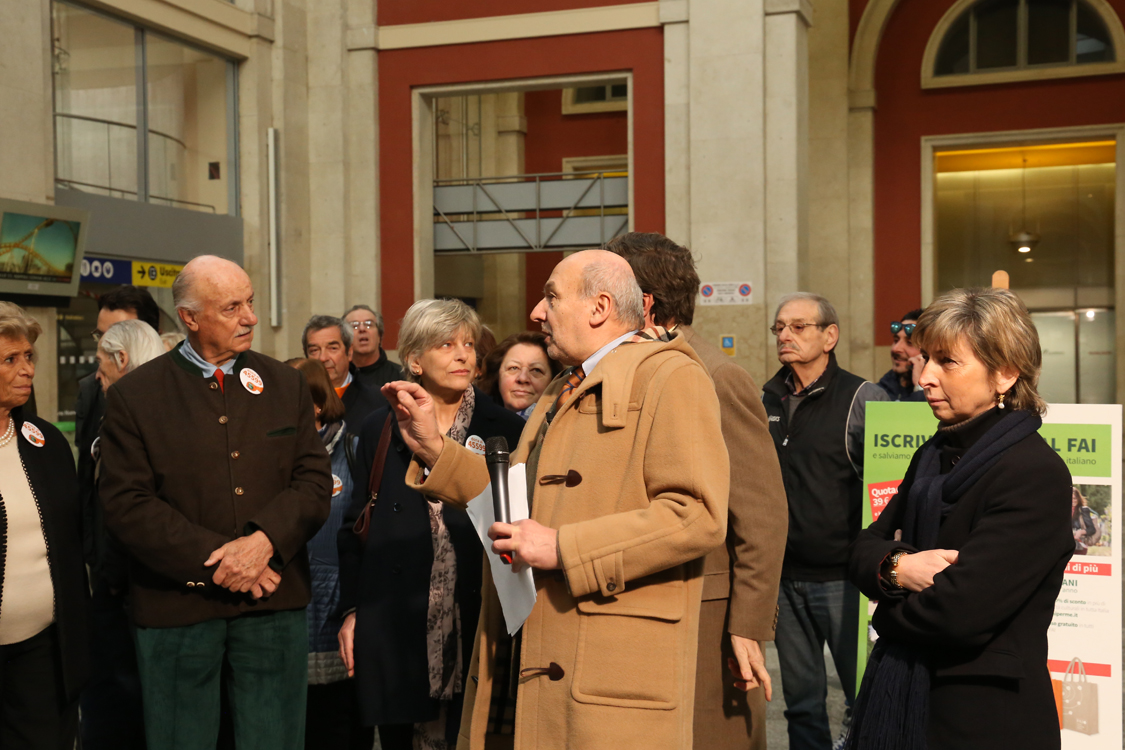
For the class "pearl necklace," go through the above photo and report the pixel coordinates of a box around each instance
[0,418,15,448]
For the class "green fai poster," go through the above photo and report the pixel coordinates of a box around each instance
[857,402,1122,749]
[856,402,938,686]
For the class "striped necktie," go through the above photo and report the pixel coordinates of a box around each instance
[552,366,586,414]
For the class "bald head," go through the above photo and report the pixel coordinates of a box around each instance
[173,255,248,314]
[174,255,258,365]
[530,249,645,366]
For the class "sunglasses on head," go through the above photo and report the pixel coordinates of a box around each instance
[890,321,916,337]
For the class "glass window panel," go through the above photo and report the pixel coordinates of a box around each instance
[1033,312,1078,403]
[1078,309,1115,403]
[609,83,628,99]
[574,86,608,104]
[145,33,230,214]
[52,2,138,200]
[1076,0,1115,62]
[1075,163,1115,287]
[974,0,1019,69]
[936,12,972,75]
[1027,0,1072,65]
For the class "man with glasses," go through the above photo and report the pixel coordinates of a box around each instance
[876,309,926,401]
[761,293,887,750]
[343,304,403,393]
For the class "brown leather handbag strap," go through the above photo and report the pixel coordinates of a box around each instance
[352,413,394,545]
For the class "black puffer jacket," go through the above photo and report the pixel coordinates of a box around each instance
[762,353,888,581]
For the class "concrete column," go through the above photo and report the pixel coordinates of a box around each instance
[306,0,348,319]
[0,0,59,418]
[763,0,812,333]
[661,1,690,244]
[480,93,527,339]
[683,0,770,383]
[257,0,311,361]
[344,0,380,315]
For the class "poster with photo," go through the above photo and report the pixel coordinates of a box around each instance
[859,402,1122,748]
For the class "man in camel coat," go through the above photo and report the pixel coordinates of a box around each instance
[382,250,729,749]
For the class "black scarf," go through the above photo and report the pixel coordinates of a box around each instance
[845,408,1041,750]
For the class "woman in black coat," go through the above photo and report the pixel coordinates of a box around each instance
[0,303,89,750]
[337,299,525,750]
[846,288,1073,750]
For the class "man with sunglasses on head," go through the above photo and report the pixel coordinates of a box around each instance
[876,309,926,402]
[761,293,887,750]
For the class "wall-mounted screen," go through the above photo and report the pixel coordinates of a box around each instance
[0,198,89,298]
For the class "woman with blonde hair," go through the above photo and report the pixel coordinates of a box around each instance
[337,299,525,750]
[847,287,1073,750]
[0,302,90,748]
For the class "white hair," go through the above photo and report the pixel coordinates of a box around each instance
[99,319,166,374]
[579,258,645,329]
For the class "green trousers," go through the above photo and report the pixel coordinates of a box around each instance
[135,609,308,750]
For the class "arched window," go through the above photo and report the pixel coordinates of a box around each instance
[923,0,1125,86]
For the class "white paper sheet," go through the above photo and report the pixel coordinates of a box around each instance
[466,463,537,636]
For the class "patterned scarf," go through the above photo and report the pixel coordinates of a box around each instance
[425,386,475,700]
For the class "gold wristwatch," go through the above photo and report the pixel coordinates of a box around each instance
[887,550,907,589]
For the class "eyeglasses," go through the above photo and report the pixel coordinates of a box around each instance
[769,322,827,336]
[890,321,916,338]
[349,320,376,331]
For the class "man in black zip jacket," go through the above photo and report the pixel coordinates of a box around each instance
[761,293,887,750]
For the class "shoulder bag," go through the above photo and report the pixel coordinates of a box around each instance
[351,413,394,545]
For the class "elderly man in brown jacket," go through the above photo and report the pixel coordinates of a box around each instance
[383,250,729,750]
[607,233,788,749]
[99,255,332,750]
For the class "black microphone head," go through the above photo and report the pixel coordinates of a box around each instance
[485,436,509,464]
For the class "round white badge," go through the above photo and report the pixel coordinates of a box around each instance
[332,474,343,497]
[240,368,264,395]
[466,435,486,455]
[21,422,45,448]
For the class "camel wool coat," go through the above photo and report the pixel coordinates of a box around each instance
[406,333,730,750]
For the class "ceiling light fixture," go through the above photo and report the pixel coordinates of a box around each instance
[1009,156,1039,255]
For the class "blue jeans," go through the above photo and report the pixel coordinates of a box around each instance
[775,578,860,750]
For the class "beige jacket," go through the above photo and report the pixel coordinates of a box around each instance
[407,333,729,750]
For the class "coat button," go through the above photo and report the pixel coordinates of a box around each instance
[219,416,228,424]
[392,565,402,574]
[393,502,401,512]
[231,451,240,459]
[606,582,617,592]
[235,487,244,495]
[210,382,219,390]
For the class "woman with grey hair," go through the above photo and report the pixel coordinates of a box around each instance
[337,299,525,750]
[96,319,166,392]
[0,302,90,748]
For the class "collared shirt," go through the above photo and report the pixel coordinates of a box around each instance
[581,330,639,376]
[180,339,237,378]
[334,370,353,399]
[784,367,826,420]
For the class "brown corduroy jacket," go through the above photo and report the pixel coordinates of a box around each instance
[408,332,729,750]
[99,345,332,628]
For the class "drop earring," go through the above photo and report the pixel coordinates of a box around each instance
[997,392,1006,410]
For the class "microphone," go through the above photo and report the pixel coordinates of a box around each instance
[485,436,513,565]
